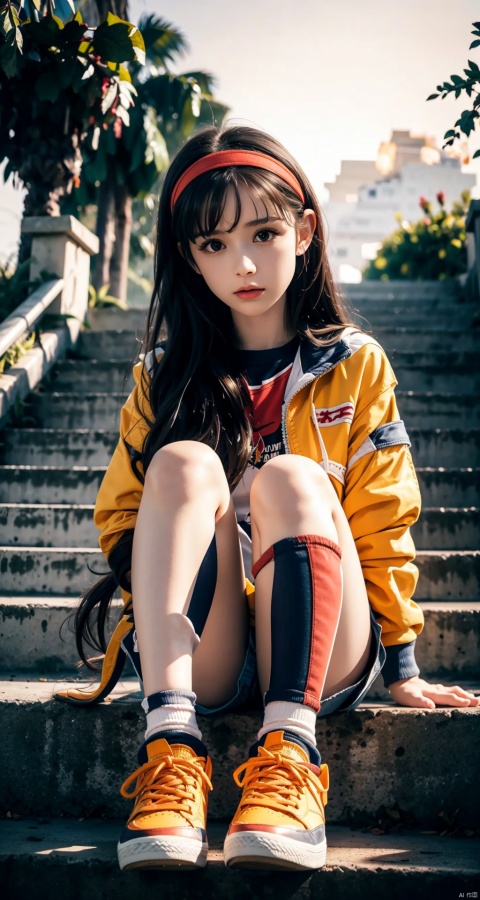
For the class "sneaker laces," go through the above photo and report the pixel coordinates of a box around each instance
[232,746,328,825]
[120,752,213,827]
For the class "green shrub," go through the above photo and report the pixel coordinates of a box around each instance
[362,189,470,281]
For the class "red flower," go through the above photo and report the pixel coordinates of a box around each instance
[419,196,430,213]
[436,191,445,205]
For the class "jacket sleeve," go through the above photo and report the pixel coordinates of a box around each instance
[342,343,424,687]
[93,361,152,565]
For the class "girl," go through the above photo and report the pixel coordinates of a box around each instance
[56,124,479,873]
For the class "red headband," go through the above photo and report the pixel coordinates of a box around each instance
[170,149,305,212]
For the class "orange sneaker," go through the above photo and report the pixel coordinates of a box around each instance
[224,730,329,870]
[117,732,213,871]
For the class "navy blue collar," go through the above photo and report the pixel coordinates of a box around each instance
[298,335,353,378]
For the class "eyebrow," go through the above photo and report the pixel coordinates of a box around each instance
[193,216,283,241]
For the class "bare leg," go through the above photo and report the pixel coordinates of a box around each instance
[250,455,372,699]
[131,440,249,708]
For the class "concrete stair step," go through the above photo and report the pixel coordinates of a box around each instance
[352,309,475,329]
[0,429,119,467]
[73,328,480,359]
[19,390,480,430]
[410,507,480,550]
[0,464,477,506]
[1,503,478,550]
[0,676,478,824]
[414,468,479,505]
[49,352,480,395]
[51,359,136,393]
[1,818,478,899]
[343,281,462,299]
[2,427,479,468]
[0,503,95,547]
[0,466,105,504]
[24,391,128,430]
[409,428,480,468]
[1,596,478,679]
[0,545,478,598]
[75,330,144,360]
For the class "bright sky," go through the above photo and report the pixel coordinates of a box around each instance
[1,0,479,262]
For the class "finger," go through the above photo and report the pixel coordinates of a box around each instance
[422,686,472,707]
[447,686,480,705]
[395,692,435,709]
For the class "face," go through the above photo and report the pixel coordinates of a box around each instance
[184,183,315,341]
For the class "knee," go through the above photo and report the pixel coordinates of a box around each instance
[146,440,227,506]
[250,455,333,517]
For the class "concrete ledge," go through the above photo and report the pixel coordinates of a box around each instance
[0,679,478,825]
[1,819,479,899]
[0,327,79,430]
[21,215,99,257]
[1,599,478,678]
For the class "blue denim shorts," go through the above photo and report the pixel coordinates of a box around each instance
[195,605,386,717]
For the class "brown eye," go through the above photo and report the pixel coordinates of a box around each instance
[254,229,277,243]
[201,239,224,253]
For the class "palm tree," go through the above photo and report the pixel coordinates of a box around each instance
[72,9,229,303]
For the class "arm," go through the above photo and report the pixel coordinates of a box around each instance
[343,344,479,708]
[343,362,423,687]
[93,360,152,599]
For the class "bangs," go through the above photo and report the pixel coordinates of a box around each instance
[174,168,300,253]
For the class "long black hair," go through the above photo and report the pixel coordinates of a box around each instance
[73,123,362,668]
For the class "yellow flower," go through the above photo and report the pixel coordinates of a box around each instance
[438,249,447,259]
[450,239,462,249]
[410,235,419,243]
[374,256,387,269]
[400,263,409,274]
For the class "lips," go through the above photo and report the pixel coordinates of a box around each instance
[234,288,265,299]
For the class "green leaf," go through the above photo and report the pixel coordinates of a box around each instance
[426,93,439,100]
[0,27,22,78]
[32,15,61,46]
[470,39,480,48]
[129,27,146,66]
[451,74,464,85]
[92,22,138,64]
[473,149,480,158]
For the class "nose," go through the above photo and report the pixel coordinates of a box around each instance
[236,253,256,277]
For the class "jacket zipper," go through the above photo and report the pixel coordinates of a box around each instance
[282,355,349,454]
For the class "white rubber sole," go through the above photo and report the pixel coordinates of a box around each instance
[224,830,327,870]
[117,835,208,871]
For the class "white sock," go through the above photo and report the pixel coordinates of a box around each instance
[142,689,203,742]
[257,700,317,748]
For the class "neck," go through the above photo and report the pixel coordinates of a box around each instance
[232,297,297,351]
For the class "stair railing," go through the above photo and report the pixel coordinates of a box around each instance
[0,215,99,428]
[0,277,64,359]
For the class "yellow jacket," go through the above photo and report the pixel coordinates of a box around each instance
[93,325,424,688]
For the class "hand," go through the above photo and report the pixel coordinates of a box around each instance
[388,675,480,709]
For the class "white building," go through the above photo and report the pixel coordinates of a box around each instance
[323,130,477,283]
